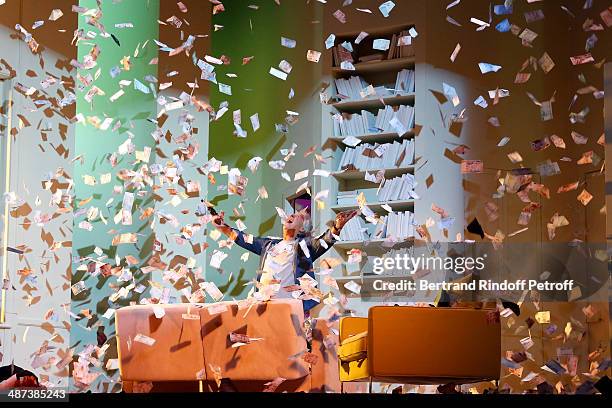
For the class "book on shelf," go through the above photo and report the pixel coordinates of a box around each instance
[374,105,415,135]
[397,30,415,58]
[394,69,415,95]
[337,188,378,206]
[358,53,385,63]
[337,191,358,206]
[333,76,370,100]
[332,104,415,137]
[339,216,366,241]
[373,210,415,241]
[332,45,355,67]
[332,70,414,103]
[387,33,397,60]
[389,30,415,59]
[333,110,378,136]
[337,139,415,172]
[377,173,418,202]
[332,27,415,68]
[338,211,415,243]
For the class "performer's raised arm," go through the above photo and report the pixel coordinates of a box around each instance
[310,209,359,260]
[210,211,270,255]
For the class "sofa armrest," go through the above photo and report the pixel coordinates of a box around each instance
[310,318,341,392]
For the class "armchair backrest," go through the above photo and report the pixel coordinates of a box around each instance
[368,306,501,384]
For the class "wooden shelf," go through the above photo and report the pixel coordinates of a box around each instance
[332,56,416,77]
[331,93,415,112]
[331,199,415,213]
[334,238,414,251]
[334,23,416,41]
[331,166,414,181]
[328,130,415,146]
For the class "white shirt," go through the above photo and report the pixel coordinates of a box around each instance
[260,240,296,299]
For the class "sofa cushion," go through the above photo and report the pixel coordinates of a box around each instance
[199,299,310,382]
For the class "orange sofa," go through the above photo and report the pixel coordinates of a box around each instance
[115,299,340,392]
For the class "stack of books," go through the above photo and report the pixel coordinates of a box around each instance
[388,29,415,59]
[337,191,358,206]
[337,139,415,171]
[394,69,415,94]
[332,104,415,137]
[339,216,366,241]
[373,211,415,240]
[377,173,417,201]
[331,28,415,67]
[337,188,379,206]
[375,105,415,134]
[332,44,355,67]
[333,70,414,101]
[333,76,371,100]
[333,110,378,136]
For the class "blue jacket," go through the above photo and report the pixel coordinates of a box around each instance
[232,228,337,311]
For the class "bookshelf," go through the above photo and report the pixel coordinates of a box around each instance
[327,130,415,146]
[331,166,414,180]
[331,56,415,76]
[331,93,415,111]
[333,238,415,251]
[317,22,420,298]
[330,199,415,213]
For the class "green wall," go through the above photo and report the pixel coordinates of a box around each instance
[209,1,321,296]
[69,0,322,390]
[71,0,159,392]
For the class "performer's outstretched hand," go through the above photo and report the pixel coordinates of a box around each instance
[333,209,359,233]
[211,212,226,228]
[211,211,233,237]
